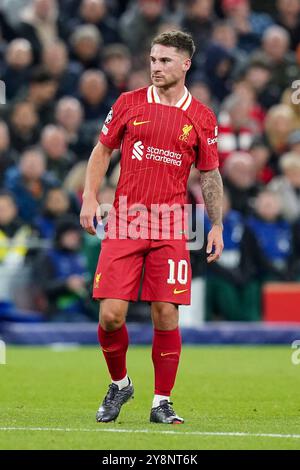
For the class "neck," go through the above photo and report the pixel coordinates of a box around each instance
[155,81,186,106]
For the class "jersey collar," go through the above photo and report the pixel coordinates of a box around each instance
[147,85,192,111]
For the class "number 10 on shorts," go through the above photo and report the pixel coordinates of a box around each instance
[167,259,188,285]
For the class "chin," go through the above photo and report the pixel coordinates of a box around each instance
[153,80,170,88]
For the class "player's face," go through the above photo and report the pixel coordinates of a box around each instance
[150,44,191,88]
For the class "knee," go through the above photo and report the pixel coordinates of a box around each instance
[152,303,179,330]
[100,302,126,331]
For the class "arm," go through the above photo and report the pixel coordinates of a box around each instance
[199,168,224,263]
[80,142,113,235]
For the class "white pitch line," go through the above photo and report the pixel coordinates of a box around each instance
[0,427,300,440]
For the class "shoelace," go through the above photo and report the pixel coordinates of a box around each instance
[158,401,176,417]
[103,384,119,405]
[103,383,131,406]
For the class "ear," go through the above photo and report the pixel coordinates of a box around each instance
[183,58,191,72]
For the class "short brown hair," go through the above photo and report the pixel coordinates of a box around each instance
[151,31,196,59]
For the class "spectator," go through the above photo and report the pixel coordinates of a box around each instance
[71,0,120,45]
[247,189,293,280]
[8,101,40,153]
[0,190,32,263]
[221,0,274,53]
[210,20,247,75]
[180,0,215,58]
[189,77,218,113]
[0,121,18,186]
[4,147,58,223]
[55,96,92,160]
[222,151,259,215]
[243,57,281,110]
[78,69,110,121]
[218,93,257,167]
[249,137,273,184]
[232,79,266,132]
[34,186,77,239]
[40,124,75,180]
[17,67,59,126]
[203,43,235,103]
[63,161,88,204]
[1,38,33,101]
[268,152,300,223]
[252,25,299,93]
[0,190,34,303]
[33,215,91,321]
[264,103,297,173]
[275,0,300,51]
[69,24,102,70]
[119,0,168,56]
[127,68,150,91]
[42,40,82,98]
[102,44,132,103]
[18,0,67,63]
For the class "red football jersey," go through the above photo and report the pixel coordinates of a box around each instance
[99,85,219,239]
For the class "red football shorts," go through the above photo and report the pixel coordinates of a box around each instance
[93,238,191,305]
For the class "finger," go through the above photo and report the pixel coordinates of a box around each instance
[214,243,224,258]
[86,227,96,236]
[206,237,213,254]
[82,216,96,235]
[207,252,220,263]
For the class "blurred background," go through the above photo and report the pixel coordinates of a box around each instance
[0,0,300,344]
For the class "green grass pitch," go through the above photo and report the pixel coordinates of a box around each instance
[1,345,300,450]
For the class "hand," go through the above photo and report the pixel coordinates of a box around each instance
[206,224,224,263]
[66,275,86,292]
[80,194,100,235]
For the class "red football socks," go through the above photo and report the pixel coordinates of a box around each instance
[152,327,182,396]
[97,323,129,381]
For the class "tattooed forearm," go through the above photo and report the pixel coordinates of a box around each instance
[199,168,223,227]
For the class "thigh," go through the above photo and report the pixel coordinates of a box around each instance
[141,239,191,305]
[93,238,149,302]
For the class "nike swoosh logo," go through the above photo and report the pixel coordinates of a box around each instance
[160,352,179,357]
[133,120,151,126]
[173,288,189,295]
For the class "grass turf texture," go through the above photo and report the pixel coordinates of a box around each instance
[0,345,300,450]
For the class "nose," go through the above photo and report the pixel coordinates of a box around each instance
[151,61,161,73]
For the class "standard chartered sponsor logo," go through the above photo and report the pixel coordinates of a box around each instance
[131,141,182,167]
[146,146,182,166]
[131,140,144,161]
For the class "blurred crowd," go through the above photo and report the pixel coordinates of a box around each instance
[0,0,300,322]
